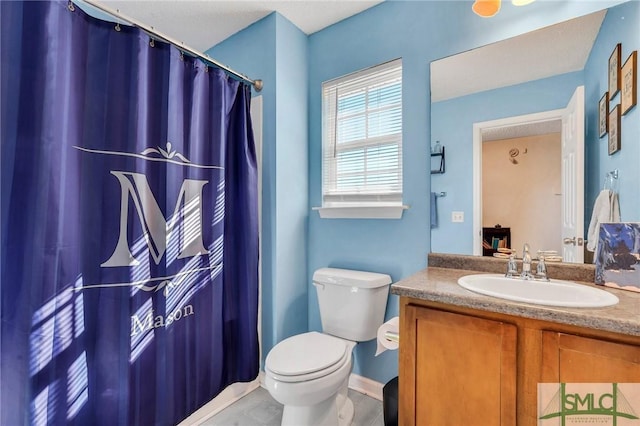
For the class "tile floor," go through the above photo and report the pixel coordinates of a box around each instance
[201,386,384,426]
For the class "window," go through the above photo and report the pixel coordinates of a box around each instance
[321,59,403,216]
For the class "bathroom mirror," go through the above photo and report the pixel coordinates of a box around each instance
[430,1,639,264]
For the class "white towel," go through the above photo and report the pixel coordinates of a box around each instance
[586,189,620,253]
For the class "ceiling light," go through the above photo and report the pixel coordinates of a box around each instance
[512,0,535,5]
[473,0,535,17]
[472,0,501,18]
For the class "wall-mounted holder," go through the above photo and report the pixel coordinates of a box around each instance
[430,146,445,174]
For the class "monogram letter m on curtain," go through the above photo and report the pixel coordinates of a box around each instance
[1,2,259,425]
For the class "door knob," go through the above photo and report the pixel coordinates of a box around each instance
[563,237,585,246]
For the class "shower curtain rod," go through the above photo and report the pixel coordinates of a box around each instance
[77,0,263,92]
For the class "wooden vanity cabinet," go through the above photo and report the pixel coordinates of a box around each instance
[399,298,640,426]
[541,332,640,383]
[400,304,517,426]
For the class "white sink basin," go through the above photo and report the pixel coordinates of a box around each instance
[457,274,619,308]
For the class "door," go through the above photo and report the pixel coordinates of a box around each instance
[561,86,585,263]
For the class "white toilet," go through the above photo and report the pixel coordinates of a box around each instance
[264,267,392,426]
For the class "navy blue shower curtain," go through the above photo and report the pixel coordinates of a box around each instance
[1,1,259,425]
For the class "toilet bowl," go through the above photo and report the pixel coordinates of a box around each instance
[265,332,356,426]
[264,268,392,426]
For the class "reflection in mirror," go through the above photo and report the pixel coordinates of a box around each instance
[480,116,563,259]
[430,1,640,264]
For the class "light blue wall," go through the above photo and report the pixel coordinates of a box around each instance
[207,14,309,364]
[430,72,584,255]
[584,1,640,224]
[209,0,629,385]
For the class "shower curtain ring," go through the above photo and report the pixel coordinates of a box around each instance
[67,1,75,11]
[149,38,155,47]
[115,23,121,32]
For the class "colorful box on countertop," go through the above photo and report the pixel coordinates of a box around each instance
[595,223,640,292]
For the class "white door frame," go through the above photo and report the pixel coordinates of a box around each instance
[472,108,565,256]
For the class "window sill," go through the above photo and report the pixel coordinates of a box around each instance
[313,205,409,219]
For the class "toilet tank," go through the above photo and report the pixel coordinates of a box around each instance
[313,267,392,342]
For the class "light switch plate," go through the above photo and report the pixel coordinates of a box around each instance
[452,211,464,223]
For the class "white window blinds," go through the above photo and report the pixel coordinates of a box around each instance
[322,59,403,206]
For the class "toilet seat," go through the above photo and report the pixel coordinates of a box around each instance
[266,332,351,383]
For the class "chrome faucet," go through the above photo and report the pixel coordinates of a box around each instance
[520,243,534,280]
[505,243,550,281]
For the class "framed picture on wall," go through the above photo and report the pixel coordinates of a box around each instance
[608,104,621,155]
[621,51,637,115]
[599,92,609,137]
[609,43,622,98]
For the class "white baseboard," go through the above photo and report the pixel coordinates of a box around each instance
[348,373,384,401]
[178,375,261,426]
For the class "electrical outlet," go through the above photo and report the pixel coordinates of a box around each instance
[451,211,464,223]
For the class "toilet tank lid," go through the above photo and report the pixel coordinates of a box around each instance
[313,267,392,289]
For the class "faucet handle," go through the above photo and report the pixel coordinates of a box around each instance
[505,253,518,278]
[536,254,549,281]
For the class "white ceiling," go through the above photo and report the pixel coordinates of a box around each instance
[92,0,383,52]
[482,120,562,142]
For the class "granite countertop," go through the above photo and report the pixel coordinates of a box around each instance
[391,264,640,337]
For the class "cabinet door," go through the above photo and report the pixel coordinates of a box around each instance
[400,306,517,426]
[542,332,640,382]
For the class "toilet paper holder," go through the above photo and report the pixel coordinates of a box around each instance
[384,331,399,343]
